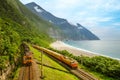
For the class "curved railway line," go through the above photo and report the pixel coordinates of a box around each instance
[71,68,97,80]
[33,45,98,80]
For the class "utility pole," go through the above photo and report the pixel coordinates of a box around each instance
[40,51,44,79]
[80,54,83,65]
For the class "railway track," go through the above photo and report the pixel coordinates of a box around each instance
[46,53,98,80]
[71,68,98,80]
[19,65,34,80]
[33,46,98,80]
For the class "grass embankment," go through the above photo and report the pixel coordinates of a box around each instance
[29,46,79,80]
[49,48,120,80]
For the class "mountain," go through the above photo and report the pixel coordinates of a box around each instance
[1,0,63,45]
[26,2,100,40]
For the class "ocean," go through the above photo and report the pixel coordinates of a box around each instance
[64,40,120,59]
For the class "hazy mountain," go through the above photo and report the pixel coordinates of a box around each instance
[26,2,100,40]
[0,0,65,47]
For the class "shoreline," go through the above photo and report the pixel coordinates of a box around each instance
[50,41,120,61]
[50,41,98,57]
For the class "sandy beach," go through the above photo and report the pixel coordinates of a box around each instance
[50,41,98,57]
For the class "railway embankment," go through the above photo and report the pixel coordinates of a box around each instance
[30,45,79,80]
[33,45,98,80]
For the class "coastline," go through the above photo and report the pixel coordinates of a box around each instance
[50,41,98,57]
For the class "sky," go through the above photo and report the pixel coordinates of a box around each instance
[20,0,120,40]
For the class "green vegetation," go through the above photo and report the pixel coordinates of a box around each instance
[0,0,60,79]
[0,18,20,69]
[30,46,79,80]
[75,56,120,80]
[1,0,119,80]
[49,48,120,80]
[0,0,61,47]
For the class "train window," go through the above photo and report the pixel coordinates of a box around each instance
[28,57,31,59]
[29,57,31,59]
[70,61,75,63]
[64,56,68,59]
[26,57,31,60]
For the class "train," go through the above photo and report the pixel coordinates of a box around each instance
[22,43,33,66]
[23,51,33,65]
[33,45,78,69]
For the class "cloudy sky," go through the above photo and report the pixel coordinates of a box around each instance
[20,0,120,40]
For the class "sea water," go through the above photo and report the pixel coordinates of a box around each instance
[64,40,120,59]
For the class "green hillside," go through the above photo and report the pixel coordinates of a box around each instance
[0,0,62,78]
[0,0,61,44]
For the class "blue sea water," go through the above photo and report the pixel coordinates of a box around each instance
[64,40,120,59]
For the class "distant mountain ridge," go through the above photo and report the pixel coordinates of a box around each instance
[26,2,100,40]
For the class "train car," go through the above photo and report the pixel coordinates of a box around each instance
[61,56,78,68]
[23,54,32,65]
[41,47,62,60]
[22,43,33,66]
[33,45,78,68]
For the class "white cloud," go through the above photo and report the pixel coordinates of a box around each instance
[20,0,34,4]
[87,26,120,40]
[56,0,79,8]
[103,0,120,11]
[75,17,113,27]
[112,22,120,26]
